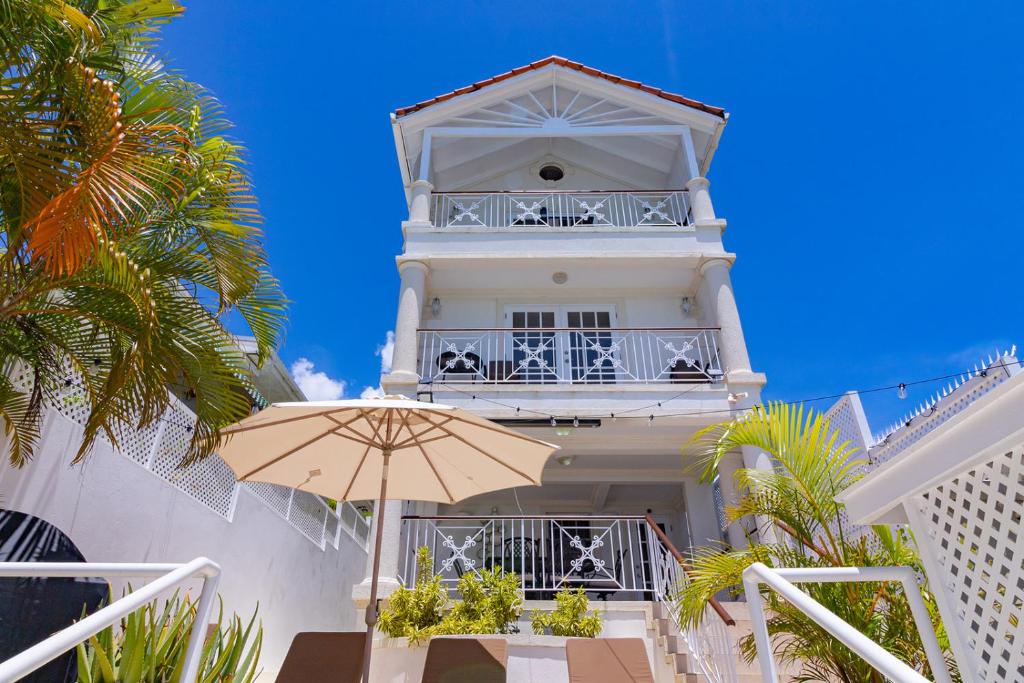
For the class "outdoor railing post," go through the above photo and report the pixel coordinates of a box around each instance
[180,565,221,683]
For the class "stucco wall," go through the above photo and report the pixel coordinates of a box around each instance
[0,409,367,678]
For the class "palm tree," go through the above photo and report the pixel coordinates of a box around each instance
[0,1,286,465]
[677,402,957,682]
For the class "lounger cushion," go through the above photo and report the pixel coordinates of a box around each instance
[421,637,508,683]
[276,631,365,683]
[566,638,654,683]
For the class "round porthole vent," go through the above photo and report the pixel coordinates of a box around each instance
[539,164,565,182]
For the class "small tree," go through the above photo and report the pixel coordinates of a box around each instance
[377,548,524,644]
[440,567,523,635]
[531,588,602,637]
[677,402,958,682]
[377,548,448,643]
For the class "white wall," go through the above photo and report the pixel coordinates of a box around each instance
[0,409,367,678]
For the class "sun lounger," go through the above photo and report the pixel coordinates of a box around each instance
[421,637,508,683]
[276,632,365,683]
[566,638,654,683]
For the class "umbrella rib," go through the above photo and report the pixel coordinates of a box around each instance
[441,411,558,446]
[417,414,541,485]
[390,416,457,450]
[237,429,337,480]
[411,440,455,503]
[323,412,379,448]
[341,443,373,501]
[220,409,341,435]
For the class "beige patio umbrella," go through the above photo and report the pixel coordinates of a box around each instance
[217,396,558,683]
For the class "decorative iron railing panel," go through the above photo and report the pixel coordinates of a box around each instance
[430,190,691,229]
[400,515,737,683]
[399,516,657,597]
[417,327,722,386]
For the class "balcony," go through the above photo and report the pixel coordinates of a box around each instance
[400,515,667,599]
[429,190,691,229]
[417,327,722,386]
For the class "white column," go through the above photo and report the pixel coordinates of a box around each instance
[408,180,433,224]
[352,500,404,607]
[699,258,752,377]
[384,260,428,389]
[742,445,778,545]
[685,176,716,223]
[716,452,749,550]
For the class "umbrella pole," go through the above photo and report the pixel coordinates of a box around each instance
[360,448,391,683]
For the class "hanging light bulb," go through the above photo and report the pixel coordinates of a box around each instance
[573,415,579,428]
[550,416,557,427]
[648,415,655,427]
[610,413,616,422]
[897,383,907,400]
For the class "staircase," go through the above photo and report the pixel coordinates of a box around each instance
[651,601,785,683]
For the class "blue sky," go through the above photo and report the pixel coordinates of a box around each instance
[161,1,1021,434]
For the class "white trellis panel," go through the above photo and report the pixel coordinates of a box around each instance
[914,446,1024,682]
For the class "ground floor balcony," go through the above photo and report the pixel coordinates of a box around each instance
[417,327,722,387]
[399,515,670,600]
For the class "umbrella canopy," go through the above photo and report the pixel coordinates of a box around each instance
[218,396,558,683]
[218,397,558,503]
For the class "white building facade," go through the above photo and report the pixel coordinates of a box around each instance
[355,58,769,618]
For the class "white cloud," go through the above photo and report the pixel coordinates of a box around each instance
[359,330,395,399]
[290,358,346,401]
[376,331,395,374]
[360,385,386,399]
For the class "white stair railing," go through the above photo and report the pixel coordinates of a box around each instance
[742,563,952,683]
[0,558,221,683]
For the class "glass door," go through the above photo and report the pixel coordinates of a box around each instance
[565,309,616,383]
[506,306,616,383]
[508,308,559,383]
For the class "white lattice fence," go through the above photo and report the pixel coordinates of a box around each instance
[915,445,1024,682]
[22,371,368,552]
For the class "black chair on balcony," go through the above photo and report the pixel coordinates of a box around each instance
[436,351,484,381]
[668,358,710,384]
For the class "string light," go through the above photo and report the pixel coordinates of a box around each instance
[431,357,1024,423]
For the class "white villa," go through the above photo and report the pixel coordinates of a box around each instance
[4,55,1023,683]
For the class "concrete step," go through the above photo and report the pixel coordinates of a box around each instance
[675,673,765,683]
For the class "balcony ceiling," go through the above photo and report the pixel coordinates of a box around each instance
[393,63,726,197]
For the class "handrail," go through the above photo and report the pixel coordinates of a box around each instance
[644,514,734,626]
[742,563,952,683]
[0,558,221,683]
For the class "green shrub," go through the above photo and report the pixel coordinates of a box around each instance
[437,567,523,636]
[76,590,262,683]
[531,587,603,637]
[378,547,449,643]
[378,547,524,645]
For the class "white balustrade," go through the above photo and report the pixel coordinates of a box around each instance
[430,190,691,229]
[400,514,738,683]
[417,327,722,386]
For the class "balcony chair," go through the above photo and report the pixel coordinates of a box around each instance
[436,351,484,381]
[276,632,365,683]
[668,358,709,383]
[421,637,508,683]
[582,548,631,602]
[565,638,654,683]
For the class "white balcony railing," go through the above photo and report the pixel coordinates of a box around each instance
[417,327,722,386]
[400,515,737,683]
[430,190,691,229]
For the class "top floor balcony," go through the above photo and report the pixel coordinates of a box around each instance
[429,189,691,230]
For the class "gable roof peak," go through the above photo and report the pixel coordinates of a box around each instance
[394,56,726,120]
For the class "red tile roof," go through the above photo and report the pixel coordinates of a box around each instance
[394,56,726,120]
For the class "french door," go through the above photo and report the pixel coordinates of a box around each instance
[506,306,617,383]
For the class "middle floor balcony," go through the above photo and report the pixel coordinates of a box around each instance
[416,327,722,386]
